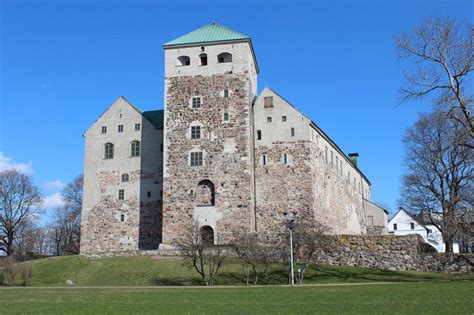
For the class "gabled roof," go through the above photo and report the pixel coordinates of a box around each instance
[143,110,164,129]
[389,208,428,231]
[163,23,250,47]
[258,86,371,185]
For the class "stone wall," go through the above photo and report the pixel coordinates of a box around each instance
[313,234,473,274]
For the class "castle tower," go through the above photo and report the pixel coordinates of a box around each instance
[161,23,259,245]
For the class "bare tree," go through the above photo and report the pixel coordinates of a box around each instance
[401,110,473,252]
[395,17,474,146]
[0,170,43,256]
[289,219,334,285]
[231,229,257,285]
[174,223,225,286]
[49,175,82,255]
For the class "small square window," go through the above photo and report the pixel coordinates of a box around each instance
[118,189,124,200]
[223,112,229,121]
[101,126,107,134]
[190,152,203,167]
[267,117,272,123]
[120,214,125,222]
[191,126,201,139]
[147,191,151,198]
[264,96,273,108]
[192,97,201,108]
[135,123,140,131]
[257,130,262,140]
[118,125,124,132]
[282,116,287,122]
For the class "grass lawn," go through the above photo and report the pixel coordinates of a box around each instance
[17,256,474,287]
[1,282,473,314]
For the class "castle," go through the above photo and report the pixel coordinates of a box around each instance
[80,23,387,256]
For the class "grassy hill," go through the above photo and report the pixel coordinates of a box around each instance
[16,255,474,287]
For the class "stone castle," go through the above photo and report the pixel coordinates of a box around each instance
[80,23,387,256]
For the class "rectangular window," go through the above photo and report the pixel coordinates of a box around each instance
[411,223,415,230]
[118,125,124,132]
[325,147,328,164]
[336,156,339,172]
[101,126,107,134]
[283,154,288,164]
[190,152,203,166]
[191,126,201,139]
[120,214,125,222]
[291,128,295,137]
[223,112,229,121]
[224,89,229,98]
[262,154,267,166]
[264,96,273,108]
[147,191,151,198]
[192,97,201,108]
[393,223,397,231]
[118,189,124,200]
[257,130,262,140]
[267,117,272,123]
[282,116,287,122]
[135,123,140,131]
[367,215,374,226]
[331,152,334,168]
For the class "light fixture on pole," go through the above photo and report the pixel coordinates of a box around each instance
[283,211,296,286]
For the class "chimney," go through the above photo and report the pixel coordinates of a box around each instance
[348,153,359,167]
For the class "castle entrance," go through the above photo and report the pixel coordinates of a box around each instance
[200,226,214,245]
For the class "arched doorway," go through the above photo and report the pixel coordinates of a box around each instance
[197,180,215,206]
[200,226,214,245]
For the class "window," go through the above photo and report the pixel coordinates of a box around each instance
[367,215,374,226]
[191,126,201,139]
[131,141,140,157]
[282,116,287,122]
[347,171,350,183]
[217,52,232,63]
[340,161,343,175]
[257,130,262,140]
[104,143,114,159]
[135,123,140,131]
[120,214,125,222]
[224,89,229,98]
[118,125,123,132]
[331,151,334,168]
[101,126,107,134]
[283,153,288,165]
[264,96,273,108]
[192,97,201,108]
[176,56,190,66]
[411,223,415,230]
[393,223,397,231]
[291,128,295,137]
[336,156,339,172]
[267,117,272,123]
[121,173,129,182]
[325,147,328,164]
[147,191,151,198]
[199,53,207,66]
[223,112,229,121]
[190,152,203,166]
[118,189,124,200]
[197,180,215,206]
[262,154,267,166]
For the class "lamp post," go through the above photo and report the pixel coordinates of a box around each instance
[283,211,296,286]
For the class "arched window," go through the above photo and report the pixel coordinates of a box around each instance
[121,173,129,182]
[104,143,114,159]
[200,226,214,245]
[217,52,232,63]
[196,180,215,206]
[131,141,140,157]
[176,56,190,66]
[199,53,208,66]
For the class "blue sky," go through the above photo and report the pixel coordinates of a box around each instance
[0,0,472,217]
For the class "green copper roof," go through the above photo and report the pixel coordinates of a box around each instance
[143,110,164,129]
[163,23,250,47]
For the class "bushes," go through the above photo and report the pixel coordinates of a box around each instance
[0,257,32,286]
